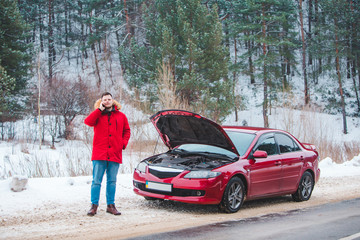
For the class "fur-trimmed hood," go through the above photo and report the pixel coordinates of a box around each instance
[94,98,122,111]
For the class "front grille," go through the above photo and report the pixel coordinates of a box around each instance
[148,166,183,179]
[133,181,205,197]
[149,168,181,178]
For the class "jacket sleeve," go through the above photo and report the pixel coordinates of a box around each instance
[84,109,102,127]
[122,115,131,149]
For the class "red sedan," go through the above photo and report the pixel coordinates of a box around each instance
[133,110,320,213]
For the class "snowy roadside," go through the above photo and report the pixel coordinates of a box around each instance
[0,156,360,240]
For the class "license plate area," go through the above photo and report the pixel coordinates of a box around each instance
[146,181,172,192]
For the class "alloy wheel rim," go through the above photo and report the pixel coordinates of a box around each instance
[301,175,313,198]
[228,182,243,209]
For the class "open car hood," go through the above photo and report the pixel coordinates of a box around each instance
[150,110,239,156]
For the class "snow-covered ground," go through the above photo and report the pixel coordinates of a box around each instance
[1,92,360,239]
[0,154,359,217]
[0,155,360,240]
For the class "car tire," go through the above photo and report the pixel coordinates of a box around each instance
[292,171,314,202]
[219,177,245,213]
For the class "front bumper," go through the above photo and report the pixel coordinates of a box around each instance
[133,169,225,205]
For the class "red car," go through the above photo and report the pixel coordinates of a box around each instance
[133,110,320,213]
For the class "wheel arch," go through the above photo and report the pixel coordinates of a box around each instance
[231,173,248,196]
[295,169,315,189]
[304,169,315,182]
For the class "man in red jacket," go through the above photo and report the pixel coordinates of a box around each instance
[84,92,131,216]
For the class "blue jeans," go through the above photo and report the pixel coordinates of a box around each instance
[91,160,120,205]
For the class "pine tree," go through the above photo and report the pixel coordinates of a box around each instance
[228,0,298,127]
[122,0,232,121]
[0,0,32,92]
[348,0,360,114]
[0,66,16,115]
[310,0,351,133]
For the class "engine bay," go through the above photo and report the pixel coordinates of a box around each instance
[145,152,233,170]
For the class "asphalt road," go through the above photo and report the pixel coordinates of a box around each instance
[128,198,360,240]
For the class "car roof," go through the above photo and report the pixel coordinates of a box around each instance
[222,126,279,134]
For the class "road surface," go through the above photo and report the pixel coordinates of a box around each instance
[129,198,360,240]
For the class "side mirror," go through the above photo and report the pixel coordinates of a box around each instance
[253,150,268,158]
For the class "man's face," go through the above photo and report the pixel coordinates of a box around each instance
[101,95,113,108]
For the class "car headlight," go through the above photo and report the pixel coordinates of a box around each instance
[184,171,221,179]
[135,161,148,173]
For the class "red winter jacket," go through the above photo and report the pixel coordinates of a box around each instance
[84,99,131,164]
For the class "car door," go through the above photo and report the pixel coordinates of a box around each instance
[248,134,282,197]
[275,133,304,192]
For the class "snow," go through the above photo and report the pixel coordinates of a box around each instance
[320,155,360,177]
[0,107,359,239]
[0,174,131,217]
[0,154,360,218]
[0,88,360,230]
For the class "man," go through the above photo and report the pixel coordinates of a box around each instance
[84,92,131,216]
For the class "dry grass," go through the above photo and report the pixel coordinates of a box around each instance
[157,61,190,110]
[342,141,360,162]
[274,100,359,164]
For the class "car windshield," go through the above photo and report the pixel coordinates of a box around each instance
[176,144,238,160]
[225,130,256,156]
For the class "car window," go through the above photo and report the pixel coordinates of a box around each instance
[255,136,278,156]
[276,133,301,153]
[225,131,256,156]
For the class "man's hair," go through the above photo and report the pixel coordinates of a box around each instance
[101,92,112,98]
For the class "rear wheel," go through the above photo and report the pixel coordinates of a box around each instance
[292,171,314,202]
[219,177,245,213]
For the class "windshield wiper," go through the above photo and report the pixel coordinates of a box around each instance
[170,148,189,155]
[191,151,238,162]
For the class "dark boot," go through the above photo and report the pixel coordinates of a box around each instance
[87,204,98,216]
[106,204,121,215]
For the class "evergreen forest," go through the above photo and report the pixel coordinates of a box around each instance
[1,0,360,139]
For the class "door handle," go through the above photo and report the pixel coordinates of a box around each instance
[300,156,304,161]
[275,161,281,166]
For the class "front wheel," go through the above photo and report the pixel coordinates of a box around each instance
[219,177,245,213]
[292,171,314,202]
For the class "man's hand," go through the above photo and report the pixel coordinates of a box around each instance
[99,102,105,111]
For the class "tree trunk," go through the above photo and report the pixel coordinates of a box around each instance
[233,38,238,122]
[89,11,102,87]
[281,55,286,88]
[334,16,347,134]
[248,37,255,84]
[48,0,53,85]
[314,0,322,78]
[352,61,360,113]
[37,51,42,150]
[51,9,56,63]
[249,54,255,84]
[78,0,87,68]
[65,1,70,65]
[246,16,255,84]
[299,0,309,105]
[110,0,122,67]
[349,0,360,113]
[308,0,313,66]
[39,10,44,52]
[262,4,269,128]
[124,0,132,43]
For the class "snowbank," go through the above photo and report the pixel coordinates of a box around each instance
[1,157,360,218]
[319,154,360,177]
